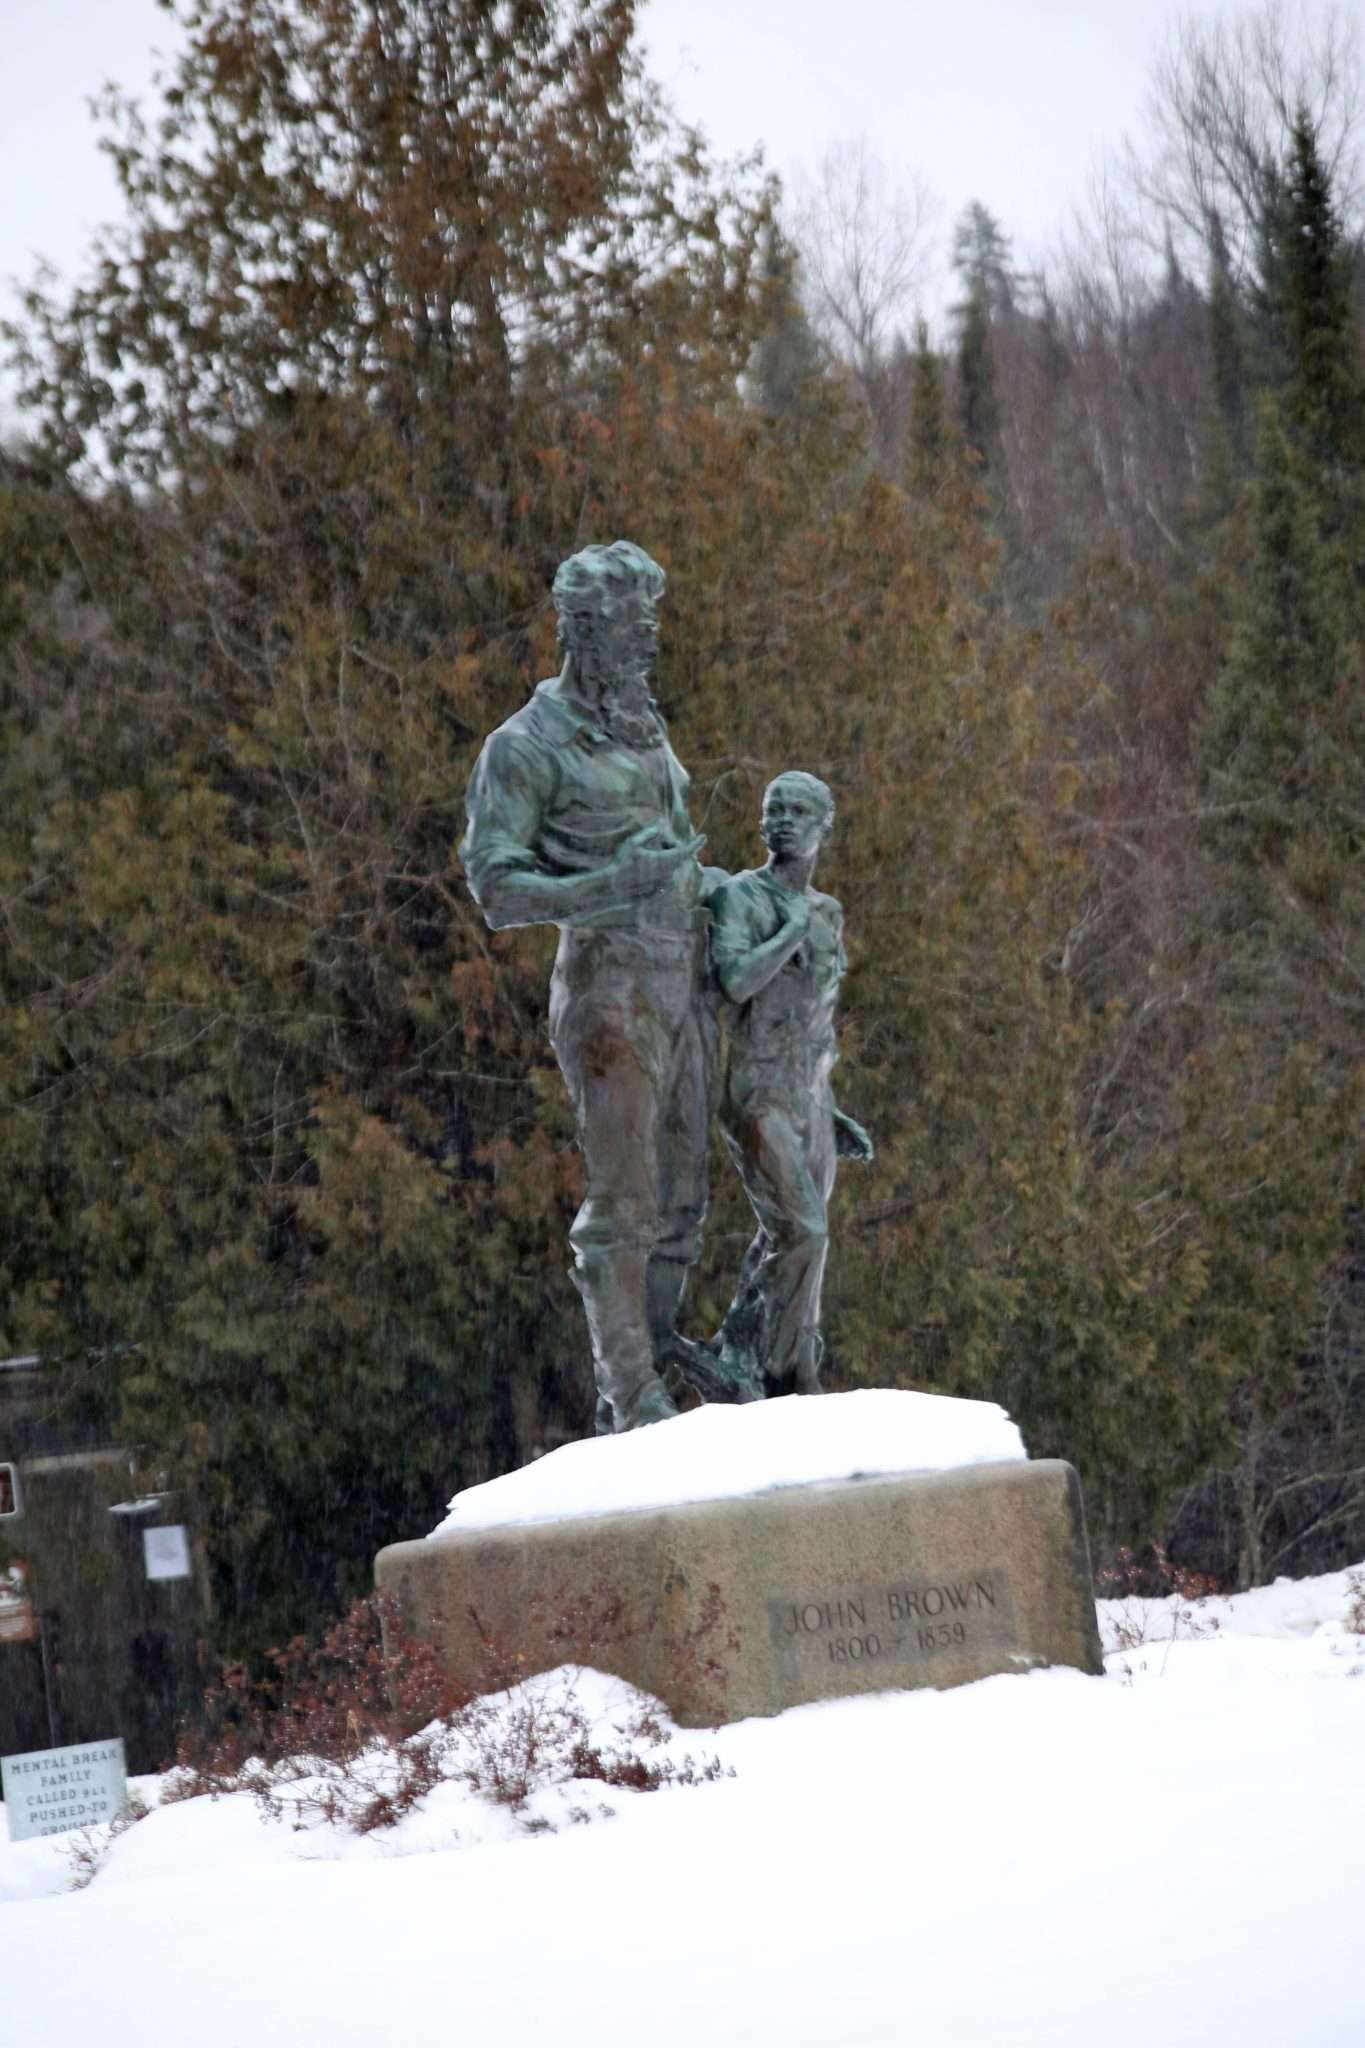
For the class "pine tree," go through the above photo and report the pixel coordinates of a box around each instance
[905,317,948,494]
[0,0,778,1655]
[1278,106,1365,532]
[950,204,1011,478]
[950,202,1017,316]
[751,227,824,422]
[954,286,1000,474]
[1199,398,1350,864]
[1187,212,1365,1585]
[1246,161,1291,400]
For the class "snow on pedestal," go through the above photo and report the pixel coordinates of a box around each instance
[434,1387,1027,1536]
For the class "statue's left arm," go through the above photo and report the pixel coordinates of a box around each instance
[710,875,809,1007]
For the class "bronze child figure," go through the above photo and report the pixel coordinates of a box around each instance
[707,772,873,1398]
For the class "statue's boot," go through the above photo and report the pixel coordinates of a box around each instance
[669,1331,765,1406]
[573,1246,679,1433]
[626,1380,682,1428]
[766,1328,825,1401]
[793,1327,825,1396]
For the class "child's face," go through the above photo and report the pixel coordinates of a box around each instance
[762,779,829,862]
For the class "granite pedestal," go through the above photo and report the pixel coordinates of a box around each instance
[376,1456,1102,1726]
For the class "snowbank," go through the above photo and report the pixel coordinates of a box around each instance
[4,1564,1364,2048]
[435,1386,1026,1535]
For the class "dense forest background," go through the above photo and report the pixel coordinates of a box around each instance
[3,0,1364,1656]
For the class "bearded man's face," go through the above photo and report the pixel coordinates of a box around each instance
[564,588,663,748]
[571,590,659,699]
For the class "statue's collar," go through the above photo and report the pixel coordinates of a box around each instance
[526,678,611,749]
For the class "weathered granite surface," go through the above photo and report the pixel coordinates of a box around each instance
[376,1457,1102,1726]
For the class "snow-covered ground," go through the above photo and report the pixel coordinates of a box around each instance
[5,1563,1363,2046]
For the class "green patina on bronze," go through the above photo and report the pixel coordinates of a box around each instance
[700,771,873,1403]
[463,543,870,1434]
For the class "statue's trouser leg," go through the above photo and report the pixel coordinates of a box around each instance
[721,1095,835,1394]
[711,1217,772,1378]
[551,946,702,1431]
[646,993,710,1363]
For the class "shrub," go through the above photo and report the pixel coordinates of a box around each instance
[1096,1542,1221,1674]
[163,1591,731,1838]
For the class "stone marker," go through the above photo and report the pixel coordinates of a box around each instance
[376,1458,1102,1726]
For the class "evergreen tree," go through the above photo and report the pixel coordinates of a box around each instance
[954,286,1000,474]
[1199,398,1352,865]
[8,0,773,486]
[8,1,1365,1627]
[751,227,824,422]
[1278,106,1365,532]
[1191,388,1365,1582]
[950,202,1017,316]
[0,0,778,1654]
[950,204,1011,478]
[905,317,948,494]
[1246,159,1292,400]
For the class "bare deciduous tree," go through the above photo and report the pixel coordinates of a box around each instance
[786,139,936,462]
[1137,0,1364,275]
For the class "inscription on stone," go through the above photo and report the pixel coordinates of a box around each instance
[767,1568,1018,1681]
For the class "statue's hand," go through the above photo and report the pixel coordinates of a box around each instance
[606,823,706,902]
[761,875,810,936]
[834,1109,874,1163]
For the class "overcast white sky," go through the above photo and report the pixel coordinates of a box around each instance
[0,0,1245,400]
[642,0,1226,263]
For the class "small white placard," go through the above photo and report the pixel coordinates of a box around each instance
[0,1562,37,1644]
[143,1524,192,1581]
[2,1738,128,1841]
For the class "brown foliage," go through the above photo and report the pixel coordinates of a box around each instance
[165,1590,731,1837]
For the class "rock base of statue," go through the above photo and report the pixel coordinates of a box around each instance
[375,1456,1102,1727]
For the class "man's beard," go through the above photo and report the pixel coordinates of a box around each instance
[565,618,665,750]
[598,671,664,750]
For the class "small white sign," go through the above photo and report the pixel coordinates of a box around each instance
[2,1739,128,1841]
[143,1524,192,1581]
[0,1561,37,1644]
[0,1462,21,1516]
